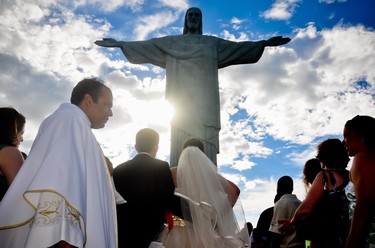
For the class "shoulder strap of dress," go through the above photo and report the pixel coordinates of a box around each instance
[323,169,351,192]
[327,170,336,188]
[321,169,336,191]
[337,169,350,190]
[0,144,10,150]
[321,170,328,190]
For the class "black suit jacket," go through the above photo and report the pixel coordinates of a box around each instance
[113,153,181,248]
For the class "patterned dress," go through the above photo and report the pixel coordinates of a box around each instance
[345,181,375,247]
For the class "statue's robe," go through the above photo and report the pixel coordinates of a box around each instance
[118,34,265,166]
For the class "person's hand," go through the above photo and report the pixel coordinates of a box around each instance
[278,219,294,234]
[265,36,291,46]
[94,38,119,47]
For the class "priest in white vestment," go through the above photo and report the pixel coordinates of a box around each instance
[0,78,118,248]
[95,7,290,167]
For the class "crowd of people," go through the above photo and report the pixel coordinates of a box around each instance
[251,127,375,248]
[0,77,374,248]
[0,77,248,248]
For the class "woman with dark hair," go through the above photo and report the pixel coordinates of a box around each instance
[343,115,375,248]
[0,107,26,200]
[280,138,350,248]
[302,158,322,191]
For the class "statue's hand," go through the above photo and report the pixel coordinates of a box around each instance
[265,36,291,47]
[94,38,119,47]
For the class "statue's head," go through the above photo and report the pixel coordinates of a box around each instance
[183,7,202,35]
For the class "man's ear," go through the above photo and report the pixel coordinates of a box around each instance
[81,94,92,107]
[151,144,159,157]
[154,144,159,153]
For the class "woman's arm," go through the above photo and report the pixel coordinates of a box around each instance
[279,172,325,232]
[225,179,240,207]
[170,167,177,187]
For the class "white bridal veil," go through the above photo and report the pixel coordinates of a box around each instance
[165,147,249,248]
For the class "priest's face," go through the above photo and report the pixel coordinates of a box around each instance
[87,86,113,129]
[186,8,201,33]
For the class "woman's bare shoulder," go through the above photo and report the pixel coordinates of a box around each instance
[0,147,24,164]
[0,146,23,156]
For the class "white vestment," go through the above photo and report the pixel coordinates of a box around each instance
[117,35,266,166]
[0,103,117,248]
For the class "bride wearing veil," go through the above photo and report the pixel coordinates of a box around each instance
[164,146,249,248]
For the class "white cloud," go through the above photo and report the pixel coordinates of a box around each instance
[157,0,189,10]
[261,0,301,21]
[319,0,347,3]
[230,17,247,31]
[221,30,250,42]
[211,23,375,178]
[133,11,180,40]
[71,0,144,13]
[0,1,111,84]
[82,0,188,40]
[231,17,244,25]
[294,23,318,39]
[218,23,375,151]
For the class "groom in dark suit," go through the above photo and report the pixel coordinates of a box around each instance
[113,128,182,248]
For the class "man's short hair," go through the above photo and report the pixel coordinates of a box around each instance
[135,128,159,153]
[277,176,293,195]
[70,78,107,106]
[183,137,204,152]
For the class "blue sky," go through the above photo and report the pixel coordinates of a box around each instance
[1,0,374,225]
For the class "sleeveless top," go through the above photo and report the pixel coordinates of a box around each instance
[296,169,350,248]
[345,181,375,248]
[318,169,350,247]
[0,144,10,201]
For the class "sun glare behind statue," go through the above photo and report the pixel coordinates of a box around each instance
[135,99,175,126]
[134,99,175,160]
[95,97,175,166]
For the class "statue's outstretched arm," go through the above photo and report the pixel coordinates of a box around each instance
[264,36,291,47]
[94,38,122,47]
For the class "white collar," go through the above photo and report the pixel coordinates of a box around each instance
[137,152,152,157]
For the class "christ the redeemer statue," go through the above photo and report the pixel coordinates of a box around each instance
[95,7,290,167]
